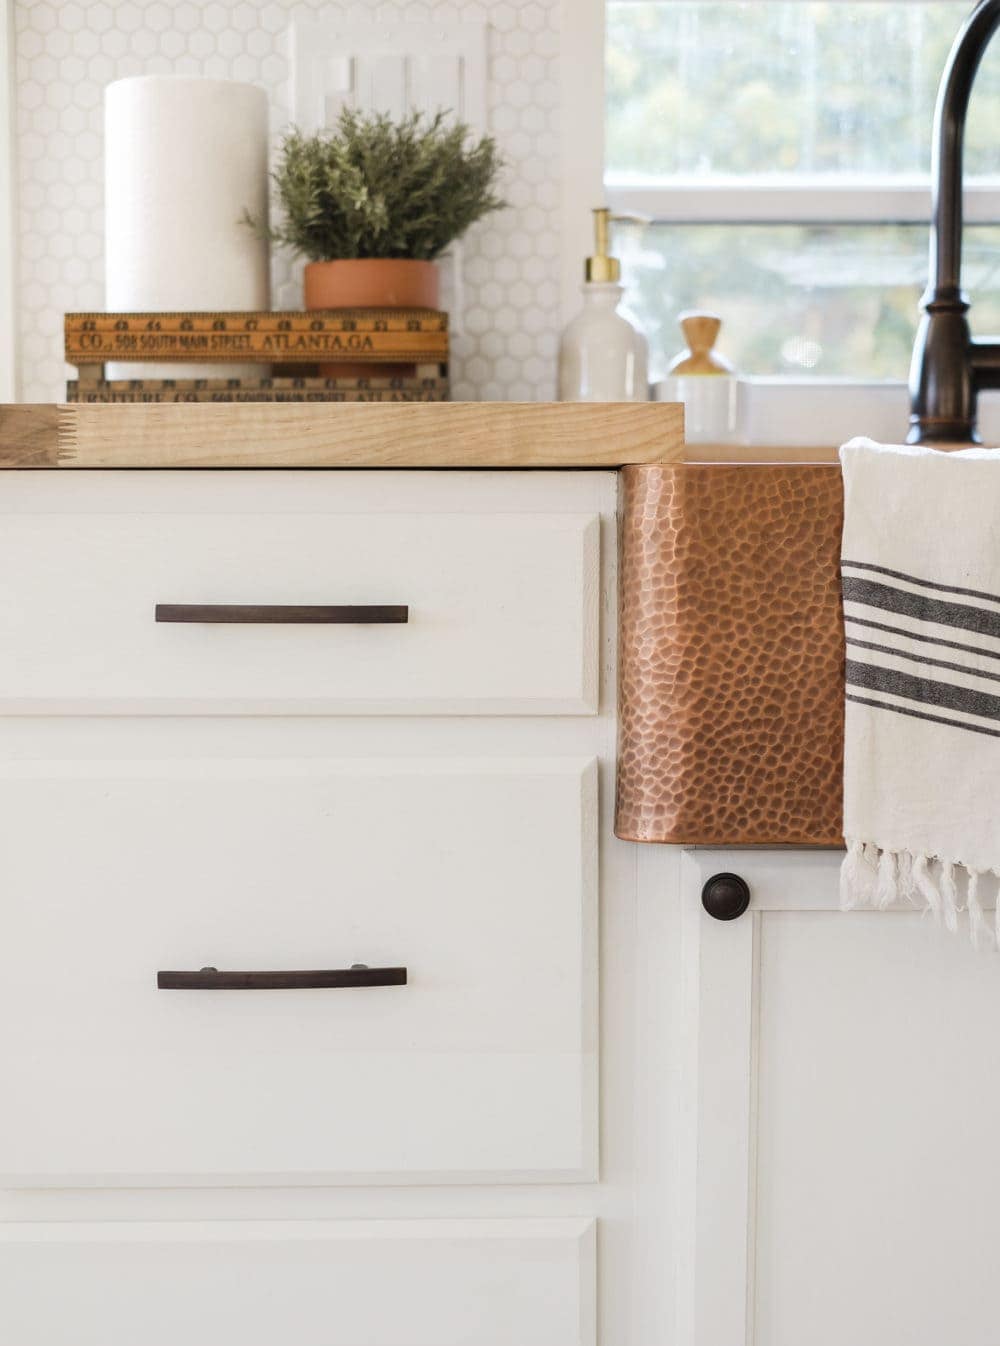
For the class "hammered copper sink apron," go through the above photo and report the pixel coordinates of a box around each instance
[615,462,846,847]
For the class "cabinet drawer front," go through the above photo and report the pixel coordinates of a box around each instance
[0,758,597,1185]
[0,1219,596,1346]
[0,511,599,713]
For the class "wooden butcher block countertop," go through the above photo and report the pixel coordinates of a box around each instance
[0,402,687,469]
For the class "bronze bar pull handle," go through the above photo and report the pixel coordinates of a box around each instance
[157,964,407,990]
[155,604,408,624]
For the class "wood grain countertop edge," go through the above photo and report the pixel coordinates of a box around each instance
[0,401,687,469]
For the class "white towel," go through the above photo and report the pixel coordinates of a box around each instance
[840,437,1000,947]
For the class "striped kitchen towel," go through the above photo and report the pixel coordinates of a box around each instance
[840,437,1000,947]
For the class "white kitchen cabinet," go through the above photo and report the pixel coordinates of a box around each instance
[668,849,1000,1346]
[0,756,596,1185]
[10,461,993,1345]
[0,469,625,1346]
[0,1218,595,1346]
[0,502,599,714]
[10,463,995,1346]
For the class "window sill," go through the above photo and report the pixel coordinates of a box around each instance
[700,378,1000,450]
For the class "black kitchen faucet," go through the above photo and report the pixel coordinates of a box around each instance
[909,0,1000,443]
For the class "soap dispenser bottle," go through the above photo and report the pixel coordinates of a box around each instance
[558,208,649,402]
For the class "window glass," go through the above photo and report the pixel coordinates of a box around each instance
[615,222,1000,378]
[606,1,1000,181]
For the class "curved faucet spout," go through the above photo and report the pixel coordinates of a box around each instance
[909,0,1000,444]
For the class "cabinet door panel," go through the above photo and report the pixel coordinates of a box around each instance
[677,850,1000,1346]
[0,1219,596,1346]
[0,510,599,714]
[0,758,596,1185]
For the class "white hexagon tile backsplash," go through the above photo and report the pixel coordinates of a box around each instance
[13,0,562,402]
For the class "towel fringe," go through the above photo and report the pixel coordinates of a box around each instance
[968,870,990,951]
[940,861,960,934]
[896,849,915,900]
[840,839,874,910]
[842,841,994,950]
[912,854,943,925]
[875,848,897,911]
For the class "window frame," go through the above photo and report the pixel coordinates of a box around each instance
[560,0,607,327]
[563,0,1000,443]
[0,0,15,402]
[605,177,1000,225]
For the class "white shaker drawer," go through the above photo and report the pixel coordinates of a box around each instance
[0,509,599,714]
[0,1219,596,1346]
[0,757,597,1186]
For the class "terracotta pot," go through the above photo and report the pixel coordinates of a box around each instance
[303,259,440,378]
[303,258,439,310]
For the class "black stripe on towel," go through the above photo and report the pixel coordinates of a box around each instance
[844,613,1000,664]
[845,636,1000,684]
[841,559,1000,606]
[841,576,1000,641]
[846,693,1000,739]
[845,658,1000,722]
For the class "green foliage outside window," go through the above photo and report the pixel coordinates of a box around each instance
[606,1,1000,179]
[605,2,1000,378]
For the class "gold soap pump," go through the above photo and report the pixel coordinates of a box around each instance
[558,208,649,402]
[585,207,620,282]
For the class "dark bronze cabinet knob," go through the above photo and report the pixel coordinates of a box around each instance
[701,872,751,921]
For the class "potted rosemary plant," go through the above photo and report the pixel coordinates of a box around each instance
[254,108,504,311]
